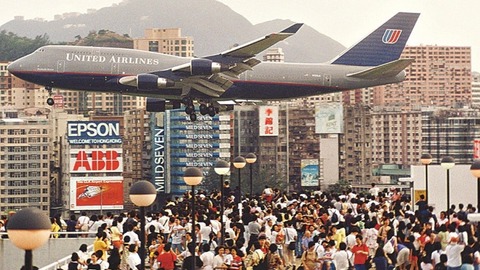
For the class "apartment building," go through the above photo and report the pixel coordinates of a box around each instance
[0,113,51,215]
[373,46,472,108]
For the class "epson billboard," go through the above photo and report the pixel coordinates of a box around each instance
[67,121,122,144]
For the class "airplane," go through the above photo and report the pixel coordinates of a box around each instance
[7,12,419,121]
[78,185,103,199]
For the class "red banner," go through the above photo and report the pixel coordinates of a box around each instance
[70,178,124,210]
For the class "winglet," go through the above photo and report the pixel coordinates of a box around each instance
[280,23,304,34]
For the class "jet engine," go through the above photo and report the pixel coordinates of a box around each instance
[190,59,228,75]
[137,74,175,89]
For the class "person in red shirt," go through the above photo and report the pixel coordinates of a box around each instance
[156,243,178,270]
[351,235,369,270]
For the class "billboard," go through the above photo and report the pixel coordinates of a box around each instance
[53,95,64,109]
[301,159,319,187]
[315,103,344,134]
[259,106,279,136]
[70,177,124,210]
[67,121,122,144]
[474,140,480,159]
[152,126,166,194]
[70,148,123,173]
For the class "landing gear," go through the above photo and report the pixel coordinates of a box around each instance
[181,96,219,121]
[47,97,55,106]
[45,86,54,106]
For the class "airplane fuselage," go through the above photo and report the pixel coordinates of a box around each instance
[8,45,405,101]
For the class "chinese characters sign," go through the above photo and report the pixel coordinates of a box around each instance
[259,106,278,136]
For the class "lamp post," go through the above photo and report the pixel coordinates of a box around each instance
[441,156,455,217]
[233,156,246,198]
[129,180,157,270]
[245,153,257,197]
[420,153,432,204]
[214,160,230,245]
[7,207,51,270]
[470,160,480,211]
[183,167,203,270]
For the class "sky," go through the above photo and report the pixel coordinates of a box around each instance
[0,0,479,71]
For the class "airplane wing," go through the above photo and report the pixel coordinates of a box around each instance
[121,23,303,98]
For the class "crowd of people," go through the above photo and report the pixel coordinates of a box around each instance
[3,183,480,270]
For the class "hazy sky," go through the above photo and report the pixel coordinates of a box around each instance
[1,0,479,71]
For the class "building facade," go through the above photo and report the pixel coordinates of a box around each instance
[0,114,51,215]
[373,46,472,108]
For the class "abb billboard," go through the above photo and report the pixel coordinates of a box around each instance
[70,149,123,173]
[70,177,124,210]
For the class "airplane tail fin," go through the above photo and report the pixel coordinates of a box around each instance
[331,12,420,67]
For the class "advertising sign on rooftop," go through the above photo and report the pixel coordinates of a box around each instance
[67,121,122,144]
[70,177,124,210]
[315,103,344,134]
[70,148,123,173]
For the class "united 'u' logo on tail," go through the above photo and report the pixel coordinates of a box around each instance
[382,29,402,44]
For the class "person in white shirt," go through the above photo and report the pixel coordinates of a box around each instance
[332,242,350,270]
[445,234,465,269]
[369,183,380,198]
[123,223,141,246]
[199,243,215,270]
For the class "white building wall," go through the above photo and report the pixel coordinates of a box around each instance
[411,164,477,212]
[320,136,339,188]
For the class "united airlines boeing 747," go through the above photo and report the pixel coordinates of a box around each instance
[7,12,419,121]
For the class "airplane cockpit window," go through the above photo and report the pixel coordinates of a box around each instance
[35,48,45,53]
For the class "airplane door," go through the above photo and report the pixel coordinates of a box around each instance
[56,60,65,73]
[111,63,120,74]
[324,74,331,86]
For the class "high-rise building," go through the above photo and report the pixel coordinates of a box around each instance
[0,112,51,215]
[472,72,480,108]
[373,46,472,108]
[263,48,284,62]
[422,107,480,164]
[370,107,423,167]
[134,28,194,57]
[341,104,372,184]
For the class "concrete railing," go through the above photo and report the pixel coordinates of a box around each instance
[0,232,95,270]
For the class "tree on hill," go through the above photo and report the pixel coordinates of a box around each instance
[71,30,133,48]
[0,31,50,61]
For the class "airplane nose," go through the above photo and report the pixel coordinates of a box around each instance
[7,60,20,73]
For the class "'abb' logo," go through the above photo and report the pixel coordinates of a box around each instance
[72,150,120,171]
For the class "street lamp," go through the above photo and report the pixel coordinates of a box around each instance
[214,159,230,245]
[440,156,455,216]
[420,153,432,204]
[245,153,257,196]
[233,156,246,199]
[183,167,203,270]
[470,160,480,211]
[129,180,157,270]
[7,207,51,270]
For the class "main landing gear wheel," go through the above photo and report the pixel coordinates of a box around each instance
[199,104,208,115]
[47,97,55,106]
[208,106,216,117]
[189,113,197,121]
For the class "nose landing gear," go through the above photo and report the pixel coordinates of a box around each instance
[45,86,55,106]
